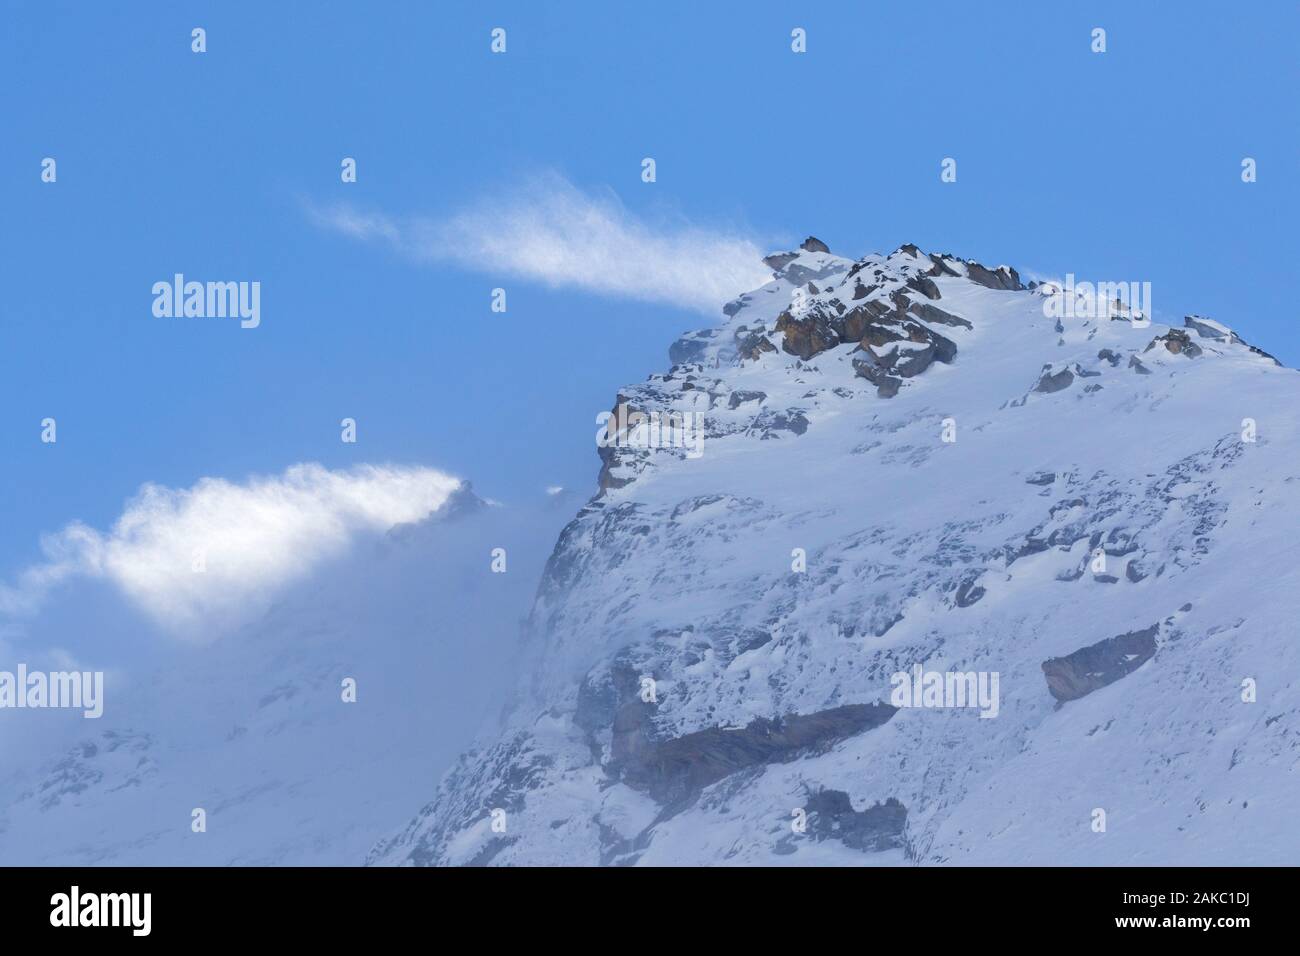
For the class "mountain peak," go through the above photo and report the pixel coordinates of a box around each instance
[372,239,1299,868]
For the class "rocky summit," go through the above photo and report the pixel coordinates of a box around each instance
[369,240,1299,866]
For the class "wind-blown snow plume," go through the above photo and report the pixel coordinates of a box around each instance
[0,463,463,635]
[307,174,771,313]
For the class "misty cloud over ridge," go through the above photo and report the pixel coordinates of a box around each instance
[0,463,464,636]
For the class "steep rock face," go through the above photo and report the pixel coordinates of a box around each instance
[371,242,1300,867]
[797,791,908,854]
[1041,625,1159,702]
[611,702,897,806]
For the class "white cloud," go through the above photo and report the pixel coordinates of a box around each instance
[0,463,462,636]
[307,174,772,314]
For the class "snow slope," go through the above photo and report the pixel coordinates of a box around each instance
[0,488,563,865]
[370,240,1300,866]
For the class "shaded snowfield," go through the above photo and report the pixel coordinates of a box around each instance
[0,491,566,865]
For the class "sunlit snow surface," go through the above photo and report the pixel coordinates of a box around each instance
[372,244,1299,866]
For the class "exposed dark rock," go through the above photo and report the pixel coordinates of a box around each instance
[964,261,1023,291]
[800,236,831,254]
[890,344,936,378]
[905,299,972,329]
[1025,471,1056,486]
[804,790,908,853]
[669,330,717,366]
[737,331,776,361]
[597,821,651,866]
[762,251,799,272]
[833,300,892,343]
[1041,625,1159,702]
[727,389,767,409]
[596,442,635,493]
[1033,365,1074,393]
[1178,317,1283,366]
[1098,348,1121,367]
[955,576,986,607]
[775,310,839,360]
[749,409,810,437]
[927,254,963,278]
[722,295,752,318]
[1184,315,1235,342]
[1129,355,1151,374]
[922,327,958,363]
[852,348,905,397]
[614,704,898,805]
[850,311,957,380]
[1005,536,1049,564]
[1146,328,1203,358]
[905,275,942,300]
[876,377,903,398]
[764,250,848,285]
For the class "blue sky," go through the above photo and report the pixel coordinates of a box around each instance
[1,0,1296,625]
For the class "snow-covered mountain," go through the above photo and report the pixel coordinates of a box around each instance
[370,239,1300,866]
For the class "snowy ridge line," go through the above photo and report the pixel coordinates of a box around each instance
[370,238,1296,866]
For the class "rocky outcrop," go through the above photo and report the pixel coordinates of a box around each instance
[801,791,908,854]
[1183,316,1282,366]
[727,389,767,409]
[758,246,995,392]
[612,703,897,805]
[1033,364,1074,393]
[669,329,718,366]
[748,408,809,437]
[852,349,903,397]
[904,299,972,329]
[775,310,838,360]
[905,275,942,300]
[762,251,799,273]
[964,261,1023,291]
[1041,625,1159,702]
[736,330,777,361]
[1146,328,1203,358]
[850,313,958,396]
[1184,315,1238,343]
[954,575,986,607]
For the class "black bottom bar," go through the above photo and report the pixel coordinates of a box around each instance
[0,865,1280,942]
